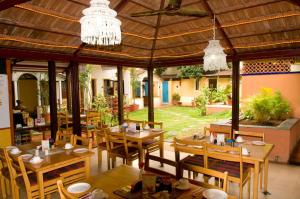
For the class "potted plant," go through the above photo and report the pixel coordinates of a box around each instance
[172,93,181,105]
[39,78,51,122]
[92,94,111,127]
[129,69,139,112]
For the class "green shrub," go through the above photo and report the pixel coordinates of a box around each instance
[195,93,208,116]
[243,88,291,123]
[172,93,181,102]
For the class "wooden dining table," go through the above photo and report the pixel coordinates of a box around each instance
[181,136,274,199]
[87,164,237,199]
[11,143,94,199]
[108,128,165,163]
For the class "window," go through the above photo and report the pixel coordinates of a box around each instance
[208,79,217,90]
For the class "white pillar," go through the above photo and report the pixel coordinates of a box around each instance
[58,81,62,105]
[14,81,19,105]
[37,81,41,106]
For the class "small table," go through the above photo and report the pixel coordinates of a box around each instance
[12,143,94,199]
[87,165,236,199]
[180,136,274,199]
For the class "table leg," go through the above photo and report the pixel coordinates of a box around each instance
[253,162,260,199]
[263,158,271,195]
[37,171,45,199]
[138,141,143,164]
[159,134,164,167]
[85,157,91,178]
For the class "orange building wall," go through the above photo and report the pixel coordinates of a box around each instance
[242,73,300,118]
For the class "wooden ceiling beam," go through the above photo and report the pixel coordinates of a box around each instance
[149,0,165,66]
[287,0,300,7]
[114,0,130,12]
[66,0,88,7]
[0,47,147,67]
[129,0,155,11]
[0,0,30,11]
[118,14,156,28]
[201,0,237,55]
[216,0,283,15]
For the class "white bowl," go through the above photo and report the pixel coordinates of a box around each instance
[73,148,88,153]
[67,182,91,194]
[202,189,228,199]
[29,157,43,164]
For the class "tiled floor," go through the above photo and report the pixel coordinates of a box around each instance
[2,144,300,199]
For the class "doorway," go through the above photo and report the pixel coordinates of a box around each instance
[18,73,38,113]
[162,81,169,104]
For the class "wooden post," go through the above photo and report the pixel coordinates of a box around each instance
[48,61,58,139]
[231,58,240,138]
[71,61,81,136]
[148,67,154,123]
[66,68,72,113]
[117,66,124,125]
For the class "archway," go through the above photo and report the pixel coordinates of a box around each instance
[18,73,38,113]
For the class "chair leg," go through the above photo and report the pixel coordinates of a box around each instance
[112,157,116,168]
[127,160,132,166]
[1,177,6,199]
[248,179,251,199]
[5,179,10,197]
[188,171,191,179]
[260,170,263,190]
[122,158,126,164]
[239,183,243,199]
[98,149,102,167]
[107,155,111,170]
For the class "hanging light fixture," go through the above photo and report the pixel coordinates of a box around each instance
[80,0,122,46]
[203,15,228,71]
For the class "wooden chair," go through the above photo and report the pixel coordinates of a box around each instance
[203,127,211,136]
[57,111,72,135]
[234,130,265,189]
[57,180,78,199]
[205,144,251,199]
[73,135,93,151]
[59,136,92,185]
[145,153,177,178]
[55,131,74,146]
[81,111,101,138]
[209,128,232,139]
[174,137,206,179]
[0,148,11,199]
[181,164,229,192]
[141,121,163,158]
[105,130,139,169]
[16,156,61,199]
[95,128,108,167]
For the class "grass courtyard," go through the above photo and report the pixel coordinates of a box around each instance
[128,106,231,141]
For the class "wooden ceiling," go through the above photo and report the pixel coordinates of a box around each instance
[0,0,300,67]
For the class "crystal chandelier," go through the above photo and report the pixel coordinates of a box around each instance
[80,0,122,46]
[203,15,228,71]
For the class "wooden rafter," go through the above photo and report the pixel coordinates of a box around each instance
[0,0,30,11]
[201,0,237,55]
[287,0,300,7]
[66,0,88,7]
[73,43,86,57]
[129,0,155,11]
[118,14,156,28]
[114,0,130,12]
[149,0,165,66]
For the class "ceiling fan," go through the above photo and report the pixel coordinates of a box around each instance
[131,0,208,18]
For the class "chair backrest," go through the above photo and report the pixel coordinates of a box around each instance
[123,119,144,126]
[173,137,206,156]
[0,148,7,170]
[4,149,19,181]
[17,156,34,198]
[234,130,264,141]
[105,130,130,157]
[206,144,243,181]
[209,128,232,139]
[55,131,74,146]
[86,111,101,128]
[183,164,228,192]
[203,127,211,136]
[57,180,78,199]
[143,121,163,129]
[57,111,69,129]
[145,153,177,178]
[73,135,92,151]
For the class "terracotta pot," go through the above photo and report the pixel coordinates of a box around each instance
[129,104,139,112]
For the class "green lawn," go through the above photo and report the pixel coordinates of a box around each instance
[128,106,231,141]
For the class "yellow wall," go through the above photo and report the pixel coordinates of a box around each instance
[0,129,12,147]
[19,79,38,113]
[180,79,195,96]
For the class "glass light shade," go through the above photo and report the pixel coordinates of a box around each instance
[203,40,228,71]
[80,0,122,46]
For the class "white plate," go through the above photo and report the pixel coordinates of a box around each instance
[64,146,74,150]
[67,182,91,194]
[10,150,22,155]
[175,182,190,190]
[73,148,88,153]
[151,128,161,132]
[252,141,265,146]
[20,154,33,159]
[202,189,228,199]
[6,146,17,150]
[29,158,43,164]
